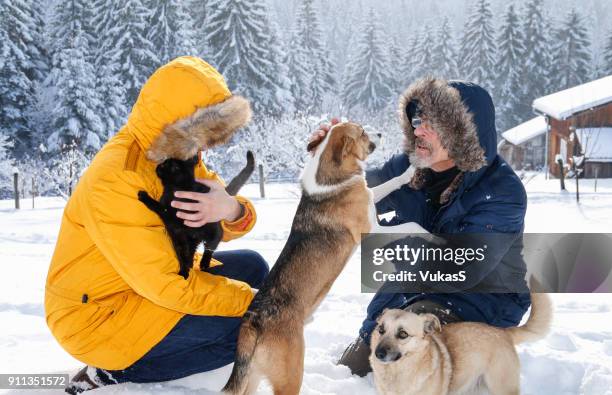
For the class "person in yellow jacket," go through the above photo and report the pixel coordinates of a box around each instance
[44,57,269,393]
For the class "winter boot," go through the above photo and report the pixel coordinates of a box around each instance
[65,366,116,394]
[336,336,372,377]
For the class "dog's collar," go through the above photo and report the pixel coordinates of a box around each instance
[301,173,364,198]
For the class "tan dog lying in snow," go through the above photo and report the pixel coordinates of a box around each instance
[370,284,552,395]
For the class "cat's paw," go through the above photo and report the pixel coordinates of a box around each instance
[137,190,148,202]
[178,267,190,279]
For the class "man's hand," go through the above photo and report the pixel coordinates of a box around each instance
[172,179,243,227]
[308,117,341,156]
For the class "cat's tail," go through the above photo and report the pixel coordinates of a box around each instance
[226,151,255,196]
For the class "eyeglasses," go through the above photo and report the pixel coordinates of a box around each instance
[411,116,424,129]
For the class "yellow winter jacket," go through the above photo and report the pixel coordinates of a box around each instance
[45,57,256,370]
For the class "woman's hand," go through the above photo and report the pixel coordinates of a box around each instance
[172,179,243,227]
[308,117,341,156]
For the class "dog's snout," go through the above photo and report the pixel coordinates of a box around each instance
[375,343,401,363]
[367,130,382,153]
[375,345,388,360]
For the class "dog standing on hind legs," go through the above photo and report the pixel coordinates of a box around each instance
[222,122,433,395]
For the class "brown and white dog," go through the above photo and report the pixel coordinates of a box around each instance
[222,122,431,395]
[370,286,552,395]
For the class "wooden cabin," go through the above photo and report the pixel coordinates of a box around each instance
[500,75,612,178]
[499,116,547,170]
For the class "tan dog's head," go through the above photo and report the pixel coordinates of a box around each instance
[371,309,441,364]
[306,122,377,187]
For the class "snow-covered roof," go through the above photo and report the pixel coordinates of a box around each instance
[575,128,612,163]
[502,116,548,145]
[532,75,612,120]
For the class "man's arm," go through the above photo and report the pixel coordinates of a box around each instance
[400,183,528,293]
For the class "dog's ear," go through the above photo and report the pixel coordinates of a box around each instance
[376,308,390,324]
[422,314,442,334]
[332,135,356,165]
[307,137,323,153]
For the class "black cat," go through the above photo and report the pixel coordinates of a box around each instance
[138,151,255,279]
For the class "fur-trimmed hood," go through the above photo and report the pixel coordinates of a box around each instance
[399,77,491,171]
[398,78,498,197]
[126,56,252,163]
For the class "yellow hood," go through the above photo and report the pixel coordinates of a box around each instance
[128,56,252,162]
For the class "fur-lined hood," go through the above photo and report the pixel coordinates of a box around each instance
[126,56,252,163]
[398,78,499,197]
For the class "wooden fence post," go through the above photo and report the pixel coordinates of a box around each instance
[13,168,19,209]
[258,164,265,198]
[575,163,580,202]
[556,158,565,191]
[32,176,36,209]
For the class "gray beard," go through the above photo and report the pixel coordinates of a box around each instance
[408,151,433,169]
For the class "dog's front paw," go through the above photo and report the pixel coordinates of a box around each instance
[398,165,416,185]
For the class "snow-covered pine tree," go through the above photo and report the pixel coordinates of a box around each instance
[95,62,128,138]
[0,132,14,196]
[0,28,6,70]
[285,34,314,113]
[398,34,419,88]
[87,0,128,136]
[26,2,48,84]
[431,18,459,80]
[46,1,104,155]
[289,0,336,113]
[325,2,359,89]
[205,0,293,116]
[0,0,45,158]
[413,27,435,80]
[190,0,209,58]
[459,0,496,90]
[495,4,525,133]
[550,9,593,91]
[146,0,197,64]
[47,0,95,66]
[96,0,159,107]
[342,9,394,115]
[520,0,553,109]
[388,37,406,93]
[604,29,612,76]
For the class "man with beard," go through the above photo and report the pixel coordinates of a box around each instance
[312,78,530,376]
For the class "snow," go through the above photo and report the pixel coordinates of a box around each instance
[533,75,612,121]
[576,128,612,163]
[1,177,612,394]
[502,115,547,145]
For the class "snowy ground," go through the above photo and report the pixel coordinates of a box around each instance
[1,174,612,394]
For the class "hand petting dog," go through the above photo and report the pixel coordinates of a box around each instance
[308,117,340,155]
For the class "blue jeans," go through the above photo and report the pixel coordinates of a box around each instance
[103,249,269,383]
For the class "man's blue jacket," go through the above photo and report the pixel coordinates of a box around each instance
[360,79,531,342]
